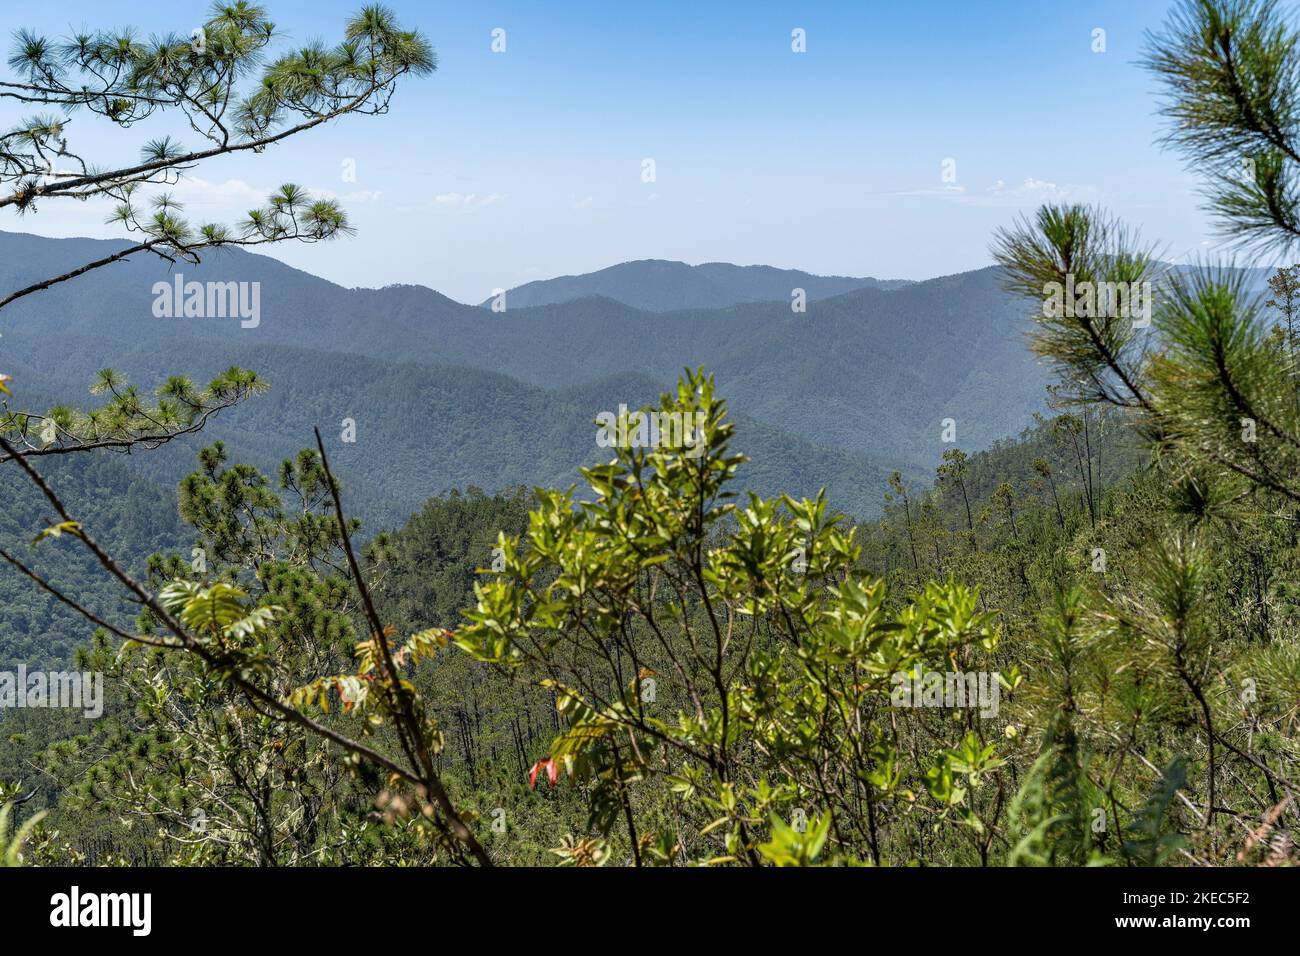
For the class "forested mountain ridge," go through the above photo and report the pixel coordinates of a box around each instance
[0,229,1054,479]
[3,333,910,531]
[478,258,912,311]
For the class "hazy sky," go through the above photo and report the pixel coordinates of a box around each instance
[5,0,1224,302]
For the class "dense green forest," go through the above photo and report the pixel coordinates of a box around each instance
[0,455,184,668]
[2,0,1299,870]
[1,385,1293,866]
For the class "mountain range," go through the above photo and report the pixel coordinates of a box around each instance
[478,259,912,311]
[0,231,1053,529]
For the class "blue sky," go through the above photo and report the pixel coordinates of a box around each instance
[5,0,1222,302]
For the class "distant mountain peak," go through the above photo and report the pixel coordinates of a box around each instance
[480,259,912,312]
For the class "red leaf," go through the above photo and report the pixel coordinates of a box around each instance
[529,758,558,789]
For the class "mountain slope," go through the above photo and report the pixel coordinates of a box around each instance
[3,325,911,531]
[479,258,911,311]
[0,231,1051,474]
[0,450,184,667]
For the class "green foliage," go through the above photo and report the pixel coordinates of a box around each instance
[1122,758,1189,866]
[758,811,831,867]
[1,368,265,463]
[0,796,45,867]
[2,2,434,213]
[453,369,1011,865]
[1146,0,1300,250]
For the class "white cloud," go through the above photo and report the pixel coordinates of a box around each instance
[433,191,505,209]
[968,177,1100,206]
[156,176,266,207]
[572,195,594,209]
[895,184,967,198]
[316,188,384,203]
[893,177,1100,207]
